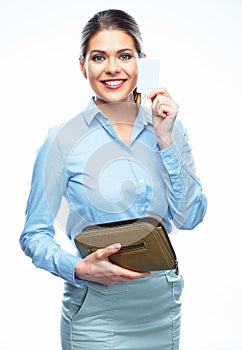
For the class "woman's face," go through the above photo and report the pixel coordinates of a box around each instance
[80,29,140,105]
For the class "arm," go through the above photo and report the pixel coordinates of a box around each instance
[148,88,207,230]
[19,126,85,287]
[160,121,207,230]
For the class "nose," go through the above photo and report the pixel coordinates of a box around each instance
[105,58,121,75]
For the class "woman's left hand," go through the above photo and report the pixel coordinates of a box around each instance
[147,88,179,149]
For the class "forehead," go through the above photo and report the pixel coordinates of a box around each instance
[87,29,136,52]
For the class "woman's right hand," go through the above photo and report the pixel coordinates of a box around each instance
[74,243,151,285]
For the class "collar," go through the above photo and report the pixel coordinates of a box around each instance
[83,97,102,125]
[83,97,153,127]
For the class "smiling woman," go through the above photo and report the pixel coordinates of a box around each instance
[19,8,207,350]
[79,30,142,108]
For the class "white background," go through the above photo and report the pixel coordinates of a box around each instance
[1,0,242,349]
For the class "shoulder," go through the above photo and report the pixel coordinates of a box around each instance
[41,112,88,160]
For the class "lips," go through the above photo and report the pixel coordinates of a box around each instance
[101,79,126,89]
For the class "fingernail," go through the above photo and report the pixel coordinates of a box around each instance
[114,243,121,249]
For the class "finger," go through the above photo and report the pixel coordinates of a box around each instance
[158,104,172,114]
[96,243,122,259]
[114,265,152,279]
[157,109,167,119]
[147,87,172,101]
[151,98,175,116]
[151,103,169,119]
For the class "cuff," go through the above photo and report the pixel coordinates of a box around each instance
[159,145,183,189]
[59,253,88,288]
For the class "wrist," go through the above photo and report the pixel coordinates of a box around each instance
[156,134,173,150]
[74,259,87,279]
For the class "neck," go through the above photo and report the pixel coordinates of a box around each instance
[95,98,139,124]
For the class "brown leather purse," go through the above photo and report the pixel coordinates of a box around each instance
[74,216,178,274]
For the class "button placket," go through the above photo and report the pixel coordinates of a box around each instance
[126,154,149,216]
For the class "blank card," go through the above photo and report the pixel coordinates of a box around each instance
[137,58,160,94]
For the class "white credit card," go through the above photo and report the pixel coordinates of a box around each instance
[136,58,160,93]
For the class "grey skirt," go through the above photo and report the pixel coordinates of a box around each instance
[61,270,184,350]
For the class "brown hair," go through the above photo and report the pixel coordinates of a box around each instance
[80,9,143,104]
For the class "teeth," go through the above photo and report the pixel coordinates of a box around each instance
[104,80,123,86]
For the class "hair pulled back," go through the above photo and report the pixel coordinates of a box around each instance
[80,9,143,103]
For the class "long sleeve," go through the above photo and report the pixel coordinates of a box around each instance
[159,119,207,230]
[19,126,86,287]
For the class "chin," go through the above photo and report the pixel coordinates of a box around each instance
[96,92,134,105]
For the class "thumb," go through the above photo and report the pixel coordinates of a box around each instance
[101,243,122,258]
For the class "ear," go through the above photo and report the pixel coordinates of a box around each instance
[79,57,87,79]
[139,52,146,59]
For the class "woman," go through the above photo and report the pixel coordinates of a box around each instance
[20,9,207,350]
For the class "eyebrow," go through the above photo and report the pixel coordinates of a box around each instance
[89,48,134,55]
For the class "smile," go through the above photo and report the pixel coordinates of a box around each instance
[101,79,126,88]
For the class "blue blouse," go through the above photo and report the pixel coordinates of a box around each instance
[20,99,207,287]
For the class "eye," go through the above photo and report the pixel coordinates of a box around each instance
[120,53,132,61]
[92,55,105,62]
